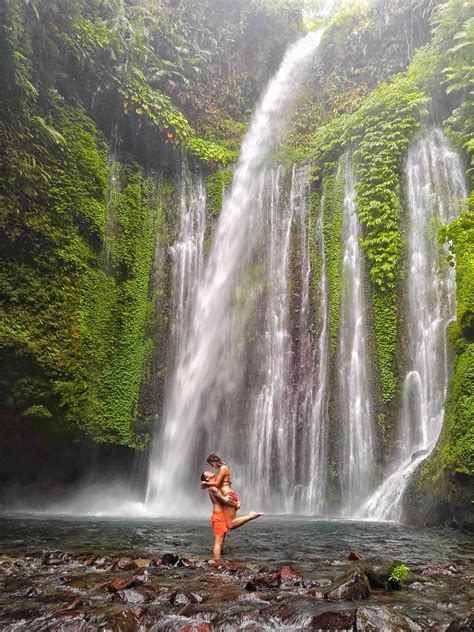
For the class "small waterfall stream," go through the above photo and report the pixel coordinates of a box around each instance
[300,192,329,514]
[169,161,207,362]
[338,158,375,514]
[357,129,466,520]
[146,31,323,514]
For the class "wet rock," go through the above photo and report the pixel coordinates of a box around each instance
[133,558,151,568]
[355,606,422,631]
[259,602,297,621]
[104,576,142,592]
[179,621,212,632]
[169,588,204,606]
[308,609,355,630]
[245,570,280,591]
[422,565,454,577]
[276,565,301,584]
[22,585,43,597]
[111,588,147,604]
[446,614,474,631]
[326,568,370,601]
[349,551,363,561]
[62,598,85,611]
[107,605,149,631]
[84,555,113,569]
[306,586,326,599]
[48,614,96,632]
[111,557,138,572]
[161,553,179,566]
[42,550,74,565]
[362,559,397,589]
[179,623,212,632]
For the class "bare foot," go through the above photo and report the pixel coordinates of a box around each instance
[249,511,263,520]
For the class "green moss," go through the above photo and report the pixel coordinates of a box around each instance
[206,168,233,217]
[0,93,163,447]
[372,291,398,403]
[429,210,474,476]
[308,190,321,320]
[77,166,158,446]
[322,167,345,356]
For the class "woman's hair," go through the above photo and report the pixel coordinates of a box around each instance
[206,452,224,466]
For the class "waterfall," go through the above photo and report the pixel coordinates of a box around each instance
[356,129,466,521]
[304,194,330,514]
[146,31,323,514]
[169,161,207,363]
[338,157,375,514]
[247,165,309,512]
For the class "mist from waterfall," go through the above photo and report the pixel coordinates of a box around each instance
[146,30,324,514]
[337,157,376,514]
[356,129,466,521]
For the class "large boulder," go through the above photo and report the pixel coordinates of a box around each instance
[326,568,370,601]
[361,559,397,589]
[355,606,422,631]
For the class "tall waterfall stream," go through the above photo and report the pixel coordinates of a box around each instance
[146,30,324,514]
[356,129,466,520]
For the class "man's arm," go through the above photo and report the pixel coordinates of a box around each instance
[208,486,238,508]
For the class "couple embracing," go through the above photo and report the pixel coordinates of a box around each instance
[200,452,262,558]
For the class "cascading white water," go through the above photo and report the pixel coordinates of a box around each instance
[338,157,375,514]
[244,165,329,514]
[169,161,206,362]
[303,193,330,514]
[356,129,466,521]
[146,31,323,514]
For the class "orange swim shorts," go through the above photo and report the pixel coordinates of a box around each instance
[210,511,227,536]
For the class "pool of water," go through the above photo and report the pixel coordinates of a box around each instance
[0,514,471,567]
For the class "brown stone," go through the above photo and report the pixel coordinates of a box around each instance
[306,587,326,599]
[133,558,150,568]
[111,557,138,572]
[348,551,363,561]
[106,576,141,592]
[276,565,301,584]
[308,610,356,630]
[422,565,454,577]
[179,624,211,632]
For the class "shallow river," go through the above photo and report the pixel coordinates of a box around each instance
[0,514,472,567]
[0,515,472,630]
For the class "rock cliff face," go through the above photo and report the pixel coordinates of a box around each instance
[0,0,472,525]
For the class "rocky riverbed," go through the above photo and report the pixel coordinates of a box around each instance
[1,548,473,630]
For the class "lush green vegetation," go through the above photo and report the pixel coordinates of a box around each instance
[0,0,306,447]
[388,564,410,588]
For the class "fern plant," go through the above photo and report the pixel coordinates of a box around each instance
[388,564,409,588]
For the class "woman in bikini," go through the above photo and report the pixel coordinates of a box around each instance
[200,452,262,529]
